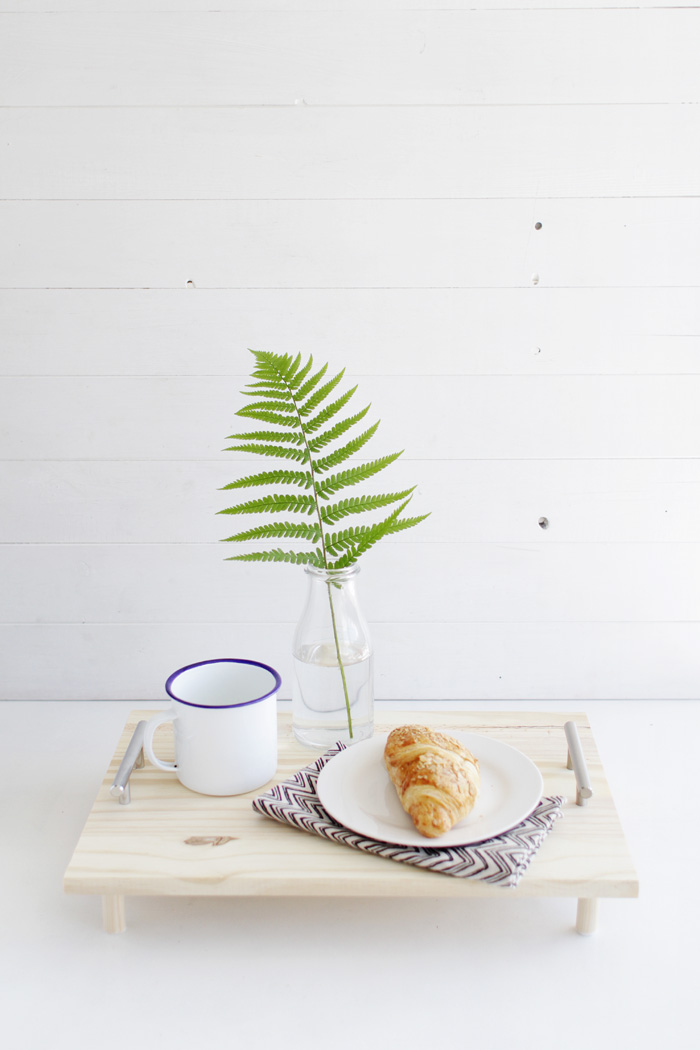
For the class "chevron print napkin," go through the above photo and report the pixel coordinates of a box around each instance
[253,744,565,887]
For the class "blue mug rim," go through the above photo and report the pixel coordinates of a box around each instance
[165,658,282,710]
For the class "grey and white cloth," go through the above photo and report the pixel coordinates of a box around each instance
[253,743,565,888]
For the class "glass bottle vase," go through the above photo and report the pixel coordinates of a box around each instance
[292,564,374,748]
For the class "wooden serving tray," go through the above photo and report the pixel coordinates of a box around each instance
[64,710,638,934]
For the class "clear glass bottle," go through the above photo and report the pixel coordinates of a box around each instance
[292,564,374,748]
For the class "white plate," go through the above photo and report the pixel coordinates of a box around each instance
[316,731,544,847]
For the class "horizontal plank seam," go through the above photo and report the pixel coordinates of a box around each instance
[1,102,698,110]
[3,373,700,379]
[2,457,699,463]
[3,286,699,292]
[1,287,698,295]
[2,540,699,547]
[4,196,700,202]
[5,613,700,621]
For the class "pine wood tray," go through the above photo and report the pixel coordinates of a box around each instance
[63,710,638,934]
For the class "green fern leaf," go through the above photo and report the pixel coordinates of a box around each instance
[324,507,402,562]
[240,388,294,401]
[220,469,313,491]
[221,521,321,543]
[244,380,287,392]
[220,348,430,740]
[298,370,345,417]
[325,523,388,563]
[251,350,301,384]
[323,525,371,554]
[237,399,295,415]
[221,350,428,572]
[287,354,314,390]
[251,349,293,371]
[286,352,302,377]
[325,500,429,567]
[319,489,416,525]
[295,362,328,401]
[327,510,431,567]
[304,386,358,434]
[223,442,309,463]
[382,511,431,536]
[249,365,286,385]
[314,453,403,494]
[233,408,298,428]
[311,422,381,475]
[225,430,304,446]
[306,405,371,453]
[225,548,324,566]
[219,493,317,516]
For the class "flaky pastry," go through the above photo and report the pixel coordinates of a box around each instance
[384,724,480,838]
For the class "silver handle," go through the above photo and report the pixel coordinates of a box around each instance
[110,720,146,805]
[564,720,593,806]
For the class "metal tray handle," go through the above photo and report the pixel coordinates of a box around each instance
[564,720,593,806]
[110,720,146,804]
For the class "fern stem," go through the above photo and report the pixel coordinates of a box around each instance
[325,577,353,739]
[282,367,354,738]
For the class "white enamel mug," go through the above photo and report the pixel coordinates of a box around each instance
[143,658,281,795]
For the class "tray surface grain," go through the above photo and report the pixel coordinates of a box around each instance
[64,710,638,903]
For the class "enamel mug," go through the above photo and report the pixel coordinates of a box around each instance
[143,658,281,795]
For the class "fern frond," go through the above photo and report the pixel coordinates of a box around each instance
[381,510,431,536]
[221,350,428,575]
[306,405,371,453]
[220,349,431,741]
[225,430,304,446]
[241,388,294,401]
[250,365,287,385]
[325,523,390,563]
[225,548,324,566]
[319,489,416,525]
[324,502,403,563]
[220,469,313,491]
[311,422,381,475]
[324,500,419,567]
[221,521,321,543]
[237,399,295,415]
[244,380,287,392]
[288,354,314,390]
[323,527,366,555]
[295,362,328,401]
[330,513,431,568]
[235,407,298,427]
[219,493,317,516]
[299,370,345,417]
[304,386,358,434]
[251,350,301,385]
[223,442,309,463]
[314,453,403,495]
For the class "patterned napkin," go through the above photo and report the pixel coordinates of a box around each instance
[253,743,565,888]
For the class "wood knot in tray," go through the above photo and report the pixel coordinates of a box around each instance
[184,836,236,847]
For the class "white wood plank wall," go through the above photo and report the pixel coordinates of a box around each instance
[1,2,699,701]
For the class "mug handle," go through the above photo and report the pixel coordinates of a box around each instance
[143,710,178,772]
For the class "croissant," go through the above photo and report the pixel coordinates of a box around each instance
[384,724,480,839]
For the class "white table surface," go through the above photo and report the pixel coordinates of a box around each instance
[1,698,695,1050]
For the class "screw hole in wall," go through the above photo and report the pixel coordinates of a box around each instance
[538,516,550,530]
[535,222,543,230]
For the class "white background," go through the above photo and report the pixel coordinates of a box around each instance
[1,4,699,702]
[2,8,698,1047]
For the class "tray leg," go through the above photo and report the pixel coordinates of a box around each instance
[576,897,598,936]
[102,894,126,934]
